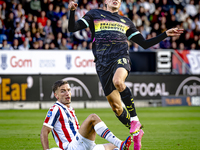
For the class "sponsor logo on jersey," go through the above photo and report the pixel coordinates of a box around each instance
[120,19,126,23]
[47,110,52,117]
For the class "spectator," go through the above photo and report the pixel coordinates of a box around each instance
[10,38,19,50]
[149,32,160,49]
[43,43,50,50]
[37,11,48,27]
[18,40,29,50]
[59,37,68,50]
[61,14,69,36]
[148,0,156,15]
[1,39,12,50]
[76,4,88,19]
[77,41,87,50]
[21,22,30,35]
[185,0,197,18]
[46,3,56,22]
[32,41,39,49]
[44,32,54,44]
[0,2,7,20]
[54,32,63,47]
[25,30,33,46]
[85,27,92,43]
[37,22,46,37]
[14,3,25,20]
[43,19,53,36]
[60,6,67,17]
[33,31,42,43]
[53,19,62,36]
[33,15,38,24]
[31,22,37,37]
[4,12,15,41]
[53,5,62,21]
[132,14,142,27]
[26,13,33,26]
[73,43,78,50]
[175,8,185,22]
[38,39,44,49]
[14,21,23,41]
[73,29,88,45]
[151,22,161,35]
[30,0,41,17]
[49,41,58,50]
[46,3,56,23]
[88,41,92,50]
[171,41,177,49]
[178,42,185,50]
[88,0,98,10]
[66,37,73,50]
[0,0,199,51]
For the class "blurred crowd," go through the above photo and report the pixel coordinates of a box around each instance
[0,0,199,51]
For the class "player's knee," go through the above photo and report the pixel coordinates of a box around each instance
[89,114,101,122]
[113,78,124,91]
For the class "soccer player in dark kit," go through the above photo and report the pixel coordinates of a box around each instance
[68,0,183,149]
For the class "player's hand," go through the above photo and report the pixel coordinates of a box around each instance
[68,0,78,11]
[166,28,184,37]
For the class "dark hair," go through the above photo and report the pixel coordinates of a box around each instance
[52,80,68,93]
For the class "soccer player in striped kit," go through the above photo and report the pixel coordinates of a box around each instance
[40,80,131,150]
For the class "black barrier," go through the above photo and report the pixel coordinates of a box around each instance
[129,51,156,72]
[1,75,200,101]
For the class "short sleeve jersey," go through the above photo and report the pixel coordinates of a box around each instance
[43,101,79,149]
[81,9,139,71]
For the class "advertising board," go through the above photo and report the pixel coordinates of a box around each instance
[0,75,39,101]
[0,50,96,74]
[1,75,200,101]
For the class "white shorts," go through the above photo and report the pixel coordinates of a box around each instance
[66,132,96,150]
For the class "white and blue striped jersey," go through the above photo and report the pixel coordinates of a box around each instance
[43,101,79,149]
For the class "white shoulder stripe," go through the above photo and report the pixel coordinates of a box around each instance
[128,31,140,40]
[43,123,53,129]
[80,18,89,27]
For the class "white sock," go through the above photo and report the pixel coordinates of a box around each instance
[94,121,122,148]
[130,116,139,122]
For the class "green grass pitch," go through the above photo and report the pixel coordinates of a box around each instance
[0,106,200,150]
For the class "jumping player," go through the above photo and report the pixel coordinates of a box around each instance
[68,0,183,149]
[40,80,132,150]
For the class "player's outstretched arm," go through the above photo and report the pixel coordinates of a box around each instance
[68,1,87,32]
[129,28,183,49]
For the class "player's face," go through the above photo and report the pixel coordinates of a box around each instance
[55,83,71,107]
[105,0,121,11]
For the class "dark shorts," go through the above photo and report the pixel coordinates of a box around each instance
[97,55,131,96]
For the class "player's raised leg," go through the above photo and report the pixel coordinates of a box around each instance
[113,67,141,135]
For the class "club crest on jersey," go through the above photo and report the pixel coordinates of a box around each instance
[120,19,126,23]
[47,110,52,117]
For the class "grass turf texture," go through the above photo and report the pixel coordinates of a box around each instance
[0,106,199,150]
